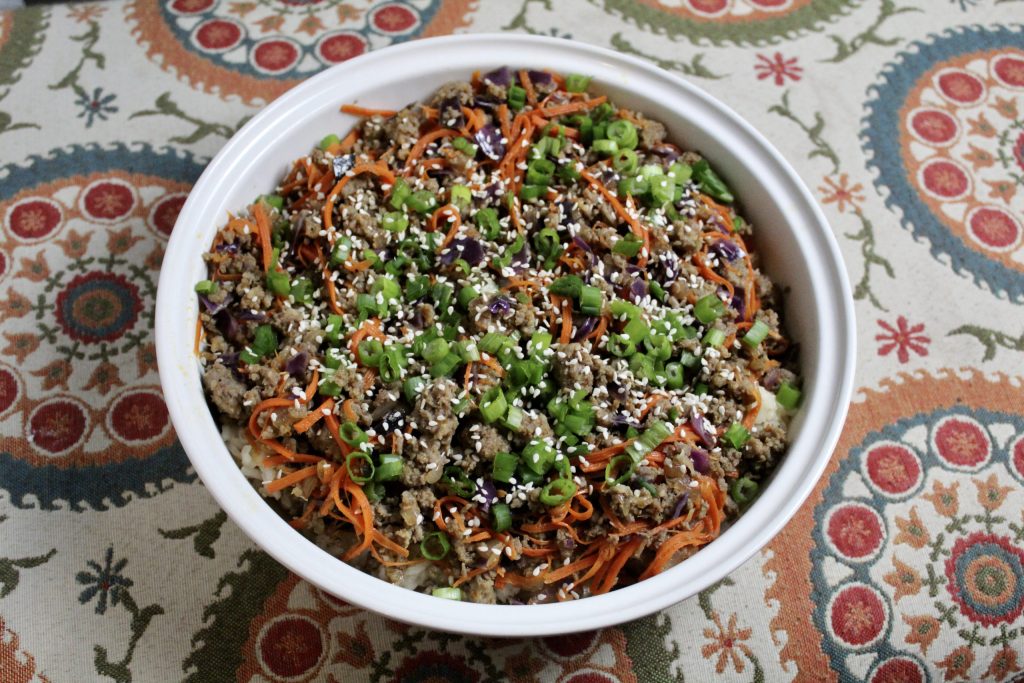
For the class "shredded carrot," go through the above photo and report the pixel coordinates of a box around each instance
[535,96,607,119]
[342,398,358,423]
[518,69,537,106]
[693,251,735,300]
[639,394,668,420]
[341,478,375,561]
[453,561,498,588]
[479,354,505,377]
[193,318,204,355]
[559,296,572,344]
[434,205,463,250]
[340,104,397,117]
[293,398,334,434]
[348,318,385,358]
[251,202,273,272]
[322,161,396,234]
[265,465,318,493]
[432,496,470,533]
[589,314,609,344]
[593,536,643,594]
[743,385,762,430]
[638,529,712,580]
[322,267,343,315]
[497,104,512,144]
[544,553,599,584]
[322,413,352,457]
[403,128,458,175]
[579,170,648,249]
[262,453,322,467]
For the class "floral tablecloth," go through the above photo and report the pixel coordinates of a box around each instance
[1,1,1023,681]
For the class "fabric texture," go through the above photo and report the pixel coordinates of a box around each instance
[0,1,1022,681]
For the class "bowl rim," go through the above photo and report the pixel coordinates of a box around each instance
[157,32,856,636]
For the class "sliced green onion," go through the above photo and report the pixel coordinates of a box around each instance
[580,286,604,316]
[723,422,750,449]
[260,194,284,210]
[612,149,638,174]
[665,362,684,390]
[606,120,638,150]
[407,190,437,215]
[379,346,407,383]
[539,478,577,506]
[479,387,508,424]
[431,352,463,378]
[668,162,693,183]
[432,586,462,600]
[452,137,477,157]
[324,314,344,343]
[591,139,618,156]
[528,331,552,357]
[776,382,802,411]
[491,502,512,532]
[339,421,368,447]
[323,346,345,370]
[693,159,734,203]
[613,234,643,258]
[318,380,341,397]
[548,275,583,298]
[441,465,476,497]
[522,439,556,475]
[519,184,546,201]
[622,317,650,345]
[421,338,449,364]
[607,334,636,357]
[730,476,759,506]
[492,452,519,483]
[694,294,726,324]
[329,237,353,266]
[389,177,411,209]
[194,279,216,294]
[644,334,672,361]
[565,73,592,92]
[604,454,635,486]
[649,281,666,302]
[557,162,581,183]
[626,421,673,464]
[403,375,426,402]
[345,452,375,484]
[381,211,409,232]
[318,133,340,150]
[507,84,527,111]
[421,532,450,561]
[475,207,501,240]
[742,320,771,348]
[650,175,676,206]
[526,158,556,186]
[450,184,472,210]
[251,324,278,358]
[358,339,384,367]
[456,285,478,310]
[703,327,726,348]
[364,481,385,502]
[533,228,562,268]
[266,269,291,296]
[501,405,524,431]
[375,454,403,482]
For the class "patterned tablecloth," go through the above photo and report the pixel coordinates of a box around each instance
[1,1,1023,681]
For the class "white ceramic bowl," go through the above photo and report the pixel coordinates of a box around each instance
[157,34,855,636]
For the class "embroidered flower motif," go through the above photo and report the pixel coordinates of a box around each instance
[701,612,753,674]
[76,547,132,615]
[973,473,1012,512]
[985,647,1021,681]
[937,645,975,680]
[75,87,118,127]
[922,479,960,517]
[754,53,803,86]
[818,174,865,213]
[68,3,106,23]
[893,507,930,549]
[901,613,940,655]
[876,316,930,363]
[883,557,922,601]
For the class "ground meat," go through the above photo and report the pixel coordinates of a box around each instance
[384,106,424,160]
[202,362,247,420]
[460,423,510,460]
[430,80,474,108]
[637,115,667,148]
[551,343,600,393]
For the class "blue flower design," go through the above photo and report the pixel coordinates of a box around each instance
[75,87,118,127]
[76,546,132,614]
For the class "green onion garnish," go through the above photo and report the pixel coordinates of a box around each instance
[407,190,437,214]
[565,73,592,93]
[432,586,462,600]
[381,211,409,232]
[452,137,477,157]
[539,478,577,506]
[194,279,216,294]
[318,133,340,150]
[507,84,527,111]
[742,320,771,348]
[421,532,450,561]
[479,387,508,424]
[492,452,519,483]
[730,477,758,506]
[522,439,556,475]
[723,422,750,449]
[776,382,801,411]
[694,294,726,324]
[580,285,604,316]
[339,421,368,447]
[605,119,638,150]
[702,327,726,348]
[491,502,512,532]
[345,452,375,484]
[693,159,734,204]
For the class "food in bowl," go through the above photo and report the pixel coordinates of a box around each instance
[194,67,802,604]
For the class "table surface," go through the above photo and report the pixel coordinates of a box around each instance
[1,1,1023,681]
